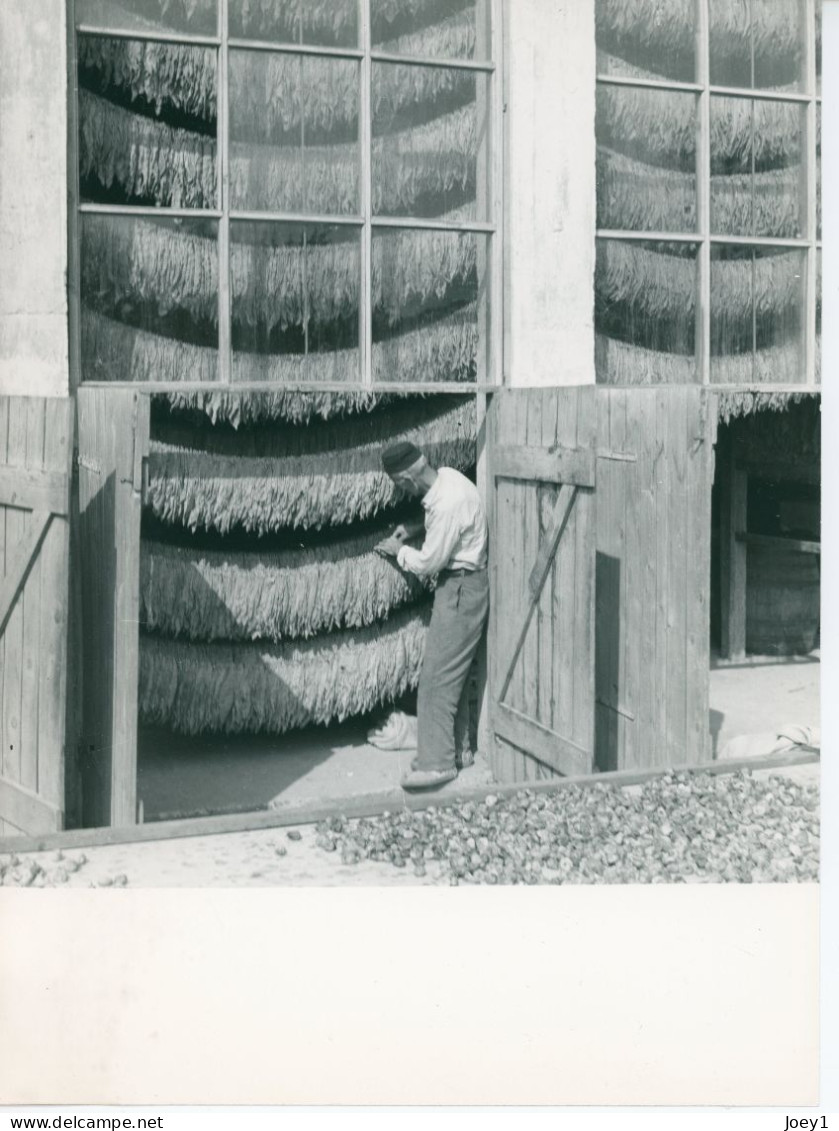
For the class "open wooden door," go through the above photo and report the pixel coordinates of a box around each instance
[487,387,597,782]
[0,396,73,836]
[77,388,149,828]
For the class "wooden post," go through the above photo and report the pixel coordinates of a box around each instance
[719,431,748,660]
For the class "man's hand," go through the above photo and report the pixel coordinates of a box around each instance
[375,535,403,558]
[392,520,425,542]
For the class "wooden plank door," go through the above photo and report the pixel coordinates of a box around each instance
[488,387,597,782]
[77,388,149,828]
[0,396,73,836]
[595,387,714,772]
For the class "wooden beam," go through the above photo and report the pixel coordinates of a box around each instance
[0,468,69,515]
[720,437,748,660]
[492,702,590,778]
[492,444,595,487]
[736,533,820,555]
[0,778,63,837]
[0,512,52,637]
[0,747,819,855]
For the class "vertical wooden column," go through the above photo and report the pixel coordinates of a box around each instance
[719,430,747,660]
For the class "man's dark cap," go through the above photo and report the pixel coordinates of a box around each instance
[381,441,423,475]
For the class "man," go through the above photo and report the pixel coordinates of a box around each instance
[377,441,489,791]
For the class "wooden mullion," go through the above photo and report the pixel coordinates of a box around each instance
[230,210,363,226]
[597,74,703,94]
[79,203,224,219]
[370,50,494,72]
[372,215,496,233]
[78,380,494,393]
[708,84,814,104]
[360,0,373,387]
[229,37,363,60]
[218,0,231,385]
[696,0,711,385]
[805,0,818,385]
[75,24,220,47]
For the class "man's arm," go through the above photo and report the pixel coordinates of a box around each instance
[396,511,461,578]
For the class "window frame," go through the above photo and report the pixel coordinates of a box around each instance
[67,0,504,393]
[595,0,821,389]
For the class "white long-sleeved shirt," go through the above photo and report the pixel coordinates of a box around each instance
[396,467,488,579]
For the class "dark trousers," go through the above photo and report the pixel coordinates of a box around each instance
[416,569,489,772]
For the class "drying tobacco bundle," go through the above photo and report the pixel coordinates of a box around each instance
[597,84,802,170]
[597,147,808,238]
[597,0,806,78]
[594,335,810,386]
[597,240,804,324]
[81,304,477,386]
[146,397,477,533]
[139,603,430,734]
[141,524,429,642]
[82,211,478,329]
[160,388,393,427]
[79,89,218,209]
[316,770,819,885]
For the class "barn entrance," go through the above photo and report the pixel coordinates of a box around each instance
[709,394,821,758]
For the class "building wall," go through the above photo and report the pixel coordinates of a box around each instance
[504,0,596,388]
[0,0,69,398]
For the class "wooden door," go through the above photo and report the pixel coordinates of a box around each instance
[77,388,149,828]
[487,387,597,782]
[595,387,714,771]
[0,396,73,836]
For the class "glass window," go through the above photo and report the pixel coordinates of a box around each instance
[596,87,697,233]
[229,0,359,49]
[80,214,219,382]
[710,96,806,238]
[74,3,495,387]
[710,245,806,384]
[372,228,488,383]
[371,0,491,60]
[595,0,819,387]
[709,0,806,92]
[372,64,489,220]
[595,0,696,83]
[229,51,360,214]
[231,222,360,383]
[595,240,699,384]
[76,0,219,36]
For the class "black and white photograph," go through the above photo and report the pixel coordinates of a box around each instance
[0,0,832,1112]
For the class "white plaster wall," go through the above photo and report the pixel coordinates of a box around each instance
[0,0,69,398]
[504,0,596,387]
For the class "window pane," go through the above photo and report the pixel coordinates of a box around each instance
[371,0,491,61]
[372,63,489,220]
[816,102,821,239]
[595,0,696,83]
[78,36,218,207]
[76,0,218,35]
[372,228,487,384]
[710,246,806,384]
[710,96,805,238]
[229,0,358,48]
[230,51,359,214]
[710,0,806,92]
[816,0,822,96]
[595,240,698,384]
[231,222,360,384]
[81,214,219,383]
[596,87,697,232]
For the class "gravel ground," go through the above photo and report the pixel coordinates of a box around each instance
[0,765,819,888]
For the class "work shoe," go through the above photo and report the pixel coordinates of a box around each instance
[411,750,474,772]
[400,767,457,791]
